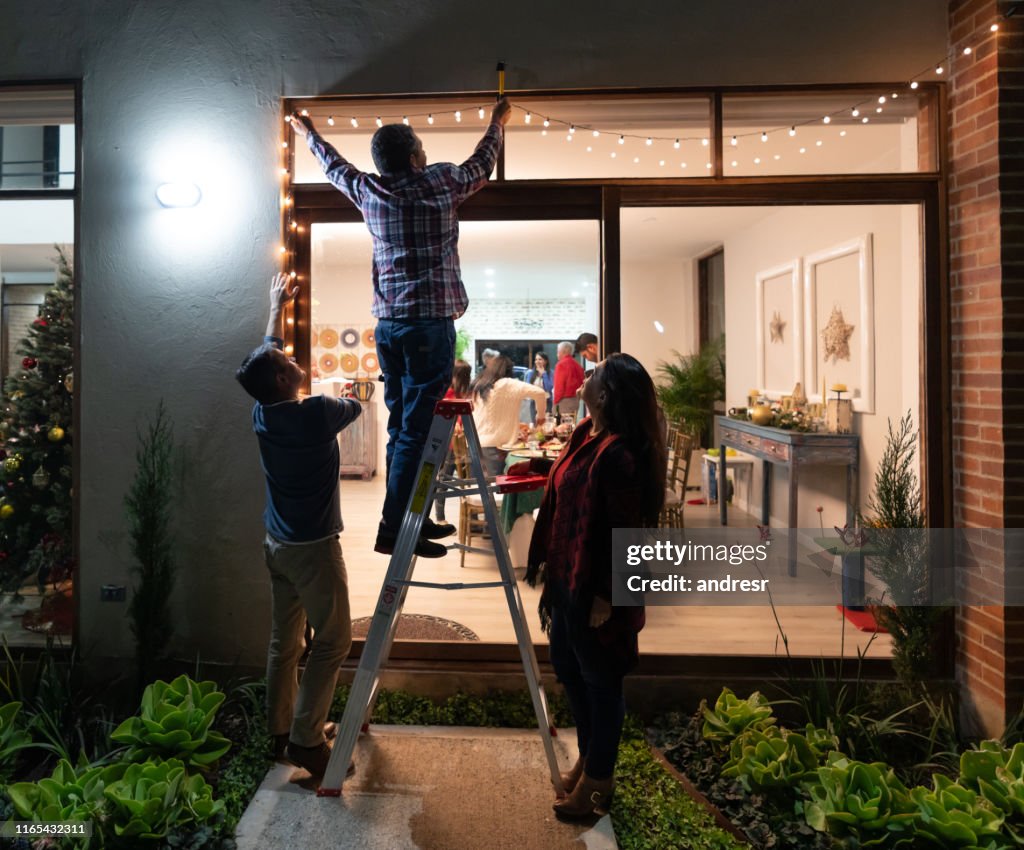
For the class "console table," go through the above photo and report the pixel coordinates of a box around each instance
[715,416,859,574]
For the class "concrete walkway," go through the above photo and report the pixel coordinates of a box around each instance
[235,726,618,850]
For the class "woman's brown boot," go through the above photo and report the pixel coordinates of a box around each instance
[552,772,615,819]
[553,756,585,797]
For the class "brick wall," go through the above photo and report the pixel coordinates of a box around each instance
[950,0,1024,735]
[458,297,590,341]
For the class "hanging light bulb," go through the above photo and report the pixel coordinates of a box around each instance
[799,147,806,154]
[910,81,919,89]
[542,118,550,127]
[427,114,434,125]
[702,137,709,146]
[788,126,796,137]
[935,65,944,74]
[862,117,869,123]
[852,108,860,117]
[991,23,1000,31]
[673,139,680,149]
[402,116,409,125]
[478,106,485,119]
[376,116,383,127]
[524,112,532,123]
[646,137,653,146]
[454,110,461,122]
[876,106,883,113]
[730,135,737,146]
[891,92,899,99]
[618,135,625,145]
[569,124,576,134]
[761,131,768,142]
[350,117,359,128]
[281,141,288,148]
[963,46,972,55]
[593,130,600,137]
[327,116,335,126]
[823,116,831,124]
[840,130,847,136]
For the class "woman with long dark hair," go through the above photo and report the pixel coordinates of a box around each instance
[526,353,666,818]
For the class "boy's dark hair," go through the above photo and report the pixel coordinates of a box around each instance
[371,124,418,173]
[236,343,283,404]
[575,332,598,354]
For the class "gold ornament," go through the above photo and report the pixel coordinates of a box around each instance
[11,391,23,400]
[47,426,65,443]
[821,306,855,364]
[0,504,13,519]
[4,456,20,474]
[769,310,786,344]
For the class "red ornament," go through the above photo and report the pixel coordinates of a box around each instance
[33,318,48,328]
[22,357,37,369]
[5,481,14,489]
[0,552,8,562]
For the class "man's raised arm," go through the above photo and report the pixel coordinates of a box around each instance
[453,97,511,199]
[288,112,365,205]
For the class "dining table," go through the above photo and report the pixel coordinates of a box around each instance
[497,445,564,568]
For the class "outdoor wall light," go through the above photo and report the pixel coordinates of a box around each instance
[156,182,202,208]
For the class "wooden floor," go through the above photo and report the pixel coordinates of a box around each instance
[340,476,891,659]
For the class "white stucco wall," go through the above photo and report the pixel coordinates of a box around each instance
[0,0,948,666]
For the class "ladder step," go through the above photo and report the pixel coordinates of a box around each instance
[396,579,509,590]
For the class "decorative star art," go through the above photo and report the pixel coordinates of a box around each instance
[769,310,786,344]
[821,306,855,364]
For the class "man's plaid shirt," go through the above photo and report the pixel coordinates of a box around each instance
[305,123,503,320]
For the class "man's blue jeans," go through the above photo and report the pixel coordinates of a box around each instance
[375,317,455,534]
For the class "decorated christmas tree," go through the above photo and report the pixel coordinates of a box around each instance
[0,248,74,594]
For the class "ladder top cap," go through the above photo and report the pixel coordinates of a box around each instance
[436,399,474,415]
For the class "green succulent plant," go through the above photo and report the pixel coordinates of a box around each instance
[959,740,1024,826]
[103,758,223,840]
[8,758,128,825]
[701,687,776,750]
[804,753,918,845]
[110,675,231,768]
[723,725,835,791]
[910,773,1010,849]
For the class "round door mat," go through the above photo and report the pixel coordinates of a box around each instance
[350,613,479,641]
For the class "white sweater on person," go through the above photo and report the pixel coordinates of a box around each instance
[473,378,549,447]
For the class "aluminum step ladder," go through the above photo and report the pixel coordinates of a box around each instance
[318,398,563,795]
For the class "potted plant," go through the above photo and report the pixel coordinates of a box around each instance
[656,336,725,446]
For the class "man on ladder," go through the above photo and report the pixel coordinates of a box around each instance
[289,97,512,559]
[317,398,566,797]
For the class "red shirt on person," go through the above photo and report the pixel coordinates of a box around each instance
[553,355,585,405]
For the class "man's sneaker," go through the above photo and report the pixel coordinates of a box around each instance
[421,518,456,540]
[273,722,337,762]
[374,532,447,559]
[285,741,332,778]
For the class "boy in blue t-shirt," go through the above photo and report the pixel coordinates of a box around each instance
[236,273,361,781]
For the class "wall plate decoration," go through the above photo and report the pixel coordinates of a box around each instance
[319,353,338,374]
[362,328,376,348]
[340,353,359,373]
[803,234,875,413]
[319,328,339,349]
[755,258,803,399]
[361,353,379,372]
[340,328,359,348]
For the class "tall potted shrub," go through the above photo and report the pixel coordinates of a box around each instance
[656,336,725,446]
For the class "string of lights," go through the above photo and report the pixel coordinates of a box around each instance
[276,11,1008,350]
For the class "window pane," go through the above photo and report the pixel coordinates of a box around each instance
[721,89,937,176]
[0,86,76,190]
[505,96,712,179]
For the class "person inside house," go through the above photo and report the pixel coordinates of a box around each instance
[470,354,549,477]
[526,353,666,819]
[480,347,500,373]
[524,350,554,422]
[434,358,472,523]
[289,97,511,559]
[235,273,362,782]
[575,332,599,366]
[553,340,585,419]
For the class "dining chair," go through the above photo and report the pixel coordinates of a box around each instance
[450,432,491,568]
[659,431,694,529]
